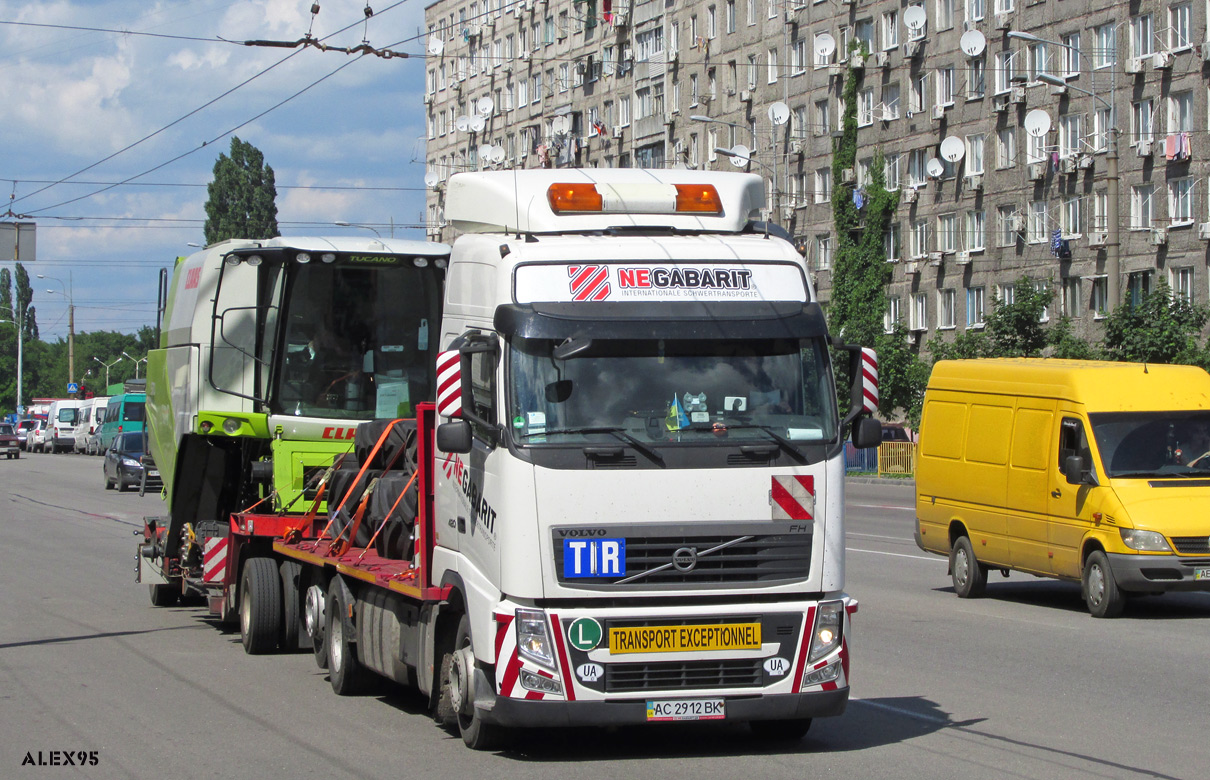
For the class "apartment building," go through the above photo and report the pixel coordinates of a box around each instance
[423,0,1210,345]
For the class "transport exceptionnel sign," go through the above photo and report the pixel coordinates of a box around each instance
[512,262,809,304]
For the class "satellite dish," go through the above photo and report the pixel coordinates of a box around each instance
[551,115,571,136]
[903,5,927,31]
[424,171,440,188]
[940,136,966,162]
[477,96,495,116]
[768,102,791,126]
[728,144,751,168]
[491,145,506,163]
[1024,109,1052,138]
[959,29,986,57]
[455,115,470,132]
[469,115,486,132]
[926,157,945,178]
[813,32,836,58]
[427,36,444,55]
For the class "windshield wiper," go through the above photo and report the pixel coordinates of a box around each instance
[716,423,805,460]
[539,427,665,465]
[1109,471,1169,479]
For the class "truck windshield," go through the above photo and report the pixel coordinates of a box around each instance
[507,336,837,445]
[1090,411,1210,477]
[272,262,443,419]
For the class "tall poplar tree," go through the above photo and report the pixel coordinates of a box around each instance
[203,137,280,244]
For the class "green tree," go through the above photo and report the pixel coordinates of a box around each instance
[203,137,280,244]
[1102,280,1209,365]
[984,276,1052,357]
[876,323,931,426]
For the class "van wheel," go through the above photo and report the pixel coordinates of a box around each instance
[1083,551,1124,618]
[950,536,987,598]
[443,614,509,750]
[240,557,282,654]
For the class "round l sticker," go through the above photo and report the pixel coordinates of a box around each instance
[567,617,603,651]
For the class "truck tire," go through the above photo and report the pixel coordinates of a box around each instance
[240,557,282,654]
[305,583,329,669]
[1083,550,1125,618]
[950,535,987,598]
[325,577,366,694]
[279,559,306,653]
[749,718,812,740]
[148,584,178,607]
[444,614,509,751]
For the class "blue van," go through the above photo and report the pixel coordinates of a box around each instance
[99,393,146,452]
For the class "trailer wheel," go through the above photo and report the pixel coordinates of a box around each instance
[278,560,306,653]
[748,718,812,740]
[240,557,282,655]
[304,583,329,669]
[950,535,987,598]
[325,577,366,695]
[148,584,178,607]
[445,614,509,751]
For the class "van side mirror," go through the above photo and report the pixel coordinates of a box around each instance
[1063,454,1094,485]
[436,420,473,454]
[852,417,882,449]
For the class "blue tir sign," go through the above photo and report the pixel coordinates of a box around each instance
[563,538,626,578]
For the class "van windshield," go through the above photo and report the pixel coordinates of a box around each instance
[507,336,838,446]
[1090,411,1210,477]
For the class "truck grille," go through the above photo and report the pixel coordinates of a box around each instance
[1171,537,1210,555]
[553,522,813,589]
[605,659,763,693]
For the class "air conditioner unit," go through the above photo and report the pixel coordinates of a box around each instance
[1199,222,1210,240]
[1088,231,1108,247]
[904,41,920,59]
[874,51,889,68]
[903,187,919,203]
[849,51,865,69]
[993,95,1010,113]
[994,12,1011,29]
[955,250,971,265]
[1027,162,1046,180]
[1125,57,1144,74]
[519,50,530,60]
[1009,86,1026,104]
[780,205,795,220]
[1048,83,1068,96]
[928,251,944,265]
[426,226,441,237]
[423,93,433,105]
[1011,214,1026,232]
[905,261,922,275]
[965,174,983,190]
[668,50,678,64]
[613,11,628,26]
[663,112,675,125]
[841,168,856,184]
[789,139,806,155]
[1202,44,1210,62]
[501,63,513,73]
[1152,50,1173,69]
[1077,154,1094,170]
[1060,156,1077,174]
[1137,140,1153,157]
[1151,227,1168,245]
[740,89,753,102]
[827,63,845,78]
[931,104,946,120]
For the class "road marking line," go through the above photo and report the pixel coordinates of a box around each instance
[851,698,950,725]
[847,546,937,562]
[849,502,915,511]
[849,531,913,542]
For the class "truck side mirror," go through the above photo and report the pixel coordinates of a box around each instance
[437,420,473,454]
[852,417,882,449]
[1063,454,1087,485]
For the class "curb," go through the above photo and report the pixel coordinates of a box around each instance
[845,475,915,487]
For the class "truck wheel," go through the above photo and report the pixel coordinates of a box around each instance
[445,614,509,751]
[240,557,282,654]
[325,577,366,695]
[148,584,178,607]
[279,560,306,652]
[1083,550,1125,618]
[950,535,987,598]
[749,718,812,740]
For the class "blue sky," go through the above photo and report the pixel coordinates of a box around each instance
[0,0,431,341]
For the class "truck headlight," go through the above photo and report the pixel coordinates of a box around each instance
[806,601,844,665]
[515,608,555,669]
[1120,528,1172,552]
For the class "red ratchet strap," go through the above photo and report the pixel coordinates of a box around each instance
[284,452,350,544]
[317,419,411,553]
[358,468,420,562]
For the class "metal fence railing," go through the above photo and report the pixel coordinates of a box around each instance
[877,442,916,476]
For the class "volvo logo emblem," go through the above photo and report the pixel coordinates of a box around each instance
[672,546,698,572]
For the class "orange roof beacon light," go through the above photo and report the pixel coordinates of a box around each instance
[547,183,603,213]
[546,182,723,216]
[674,184,723,214]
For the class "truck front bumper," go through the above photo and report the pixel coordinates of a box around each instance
[1108,553,1210,592]
[481,688,848,727]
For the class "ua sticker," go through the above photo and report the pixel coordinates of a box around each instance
[576,662,604,682]
[567,617,603,651]
[764,657,791,676]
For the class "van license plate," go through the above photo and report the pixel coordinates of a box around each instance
[646,699,725,722]
[1195,568,1210,580]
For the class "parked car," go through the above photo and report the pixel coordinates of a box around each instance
[86,428,105,455]
[16,419,38,450]
[72,396,109,454]
[0,423,19,459]
[103,431,161,492]
[45,399,82,453]
[881,423,912,442]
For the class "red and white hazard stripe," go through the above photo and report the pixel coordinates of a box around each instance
[568,265,611,301]
[771,475,815,520]
[202,537,229,583]
[436,350,462,419]
[493,611,565,701]
[860,347,879,415]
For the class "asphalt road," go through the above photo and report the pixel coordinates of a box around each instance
[1,454,1206,779]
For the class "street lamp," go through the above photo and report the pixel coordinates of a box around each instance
[94,355,125,389]
[37,272,76,389]
[0,306,23,416]
[334,221,383,238]
[122,351,148,380]
[1008,30,1121,308]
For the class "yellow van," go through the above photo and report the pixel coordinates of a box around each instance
[915,358,1210,617]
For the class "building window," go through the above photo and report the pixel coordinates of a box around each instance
[1170,3,1192,50]
[885,153,901,189]
[746,0,755,26]
[997,207,1017,247]
[966,209,985,250]
[1131,184,1154,230]
[1034,279,1050,323]
[1133,99,1154,145]
[967,57,985,99]
[1062,197,1083,237]
[883,10,899,49]
[1094,24,1117,69]
[1092,190,1108,232]
[936,0,954,29]
[815,235,832,270]
[907,3,926,40]
[791,39,807,74]
[725,0,735,33]
[1059,114,1083,158]
[1131,14,1154,58]
[997,127,1017,168]
[885,223,901,261]
[1061,277,1082,317]
[747,53,758,88]
[884,296,901,333]
[965,134,985,175]
[814,32,833,67]
[1091,277,1108,317]
[939,289,956,329]
[858,89,875,126]
[937,213,957,251]
[815,168,831,202]
[1169,91,1193,133]
[908,149,928,186]
[814,99,830,135]
[966,286,986,327]
[767,48,778,83]
[1092,107,1113,152]
[707,5,717,38]
[1127,270,1153,307]
[911,292,929,331]
[1061,33,1081,77]
[1028,200,1048,243]
[998,282,1015,306]
[911,219,929,258]
[882,84,901,120]
[936,66,955,106]
[966,0,984,21]
[1028,43,1050,82]
[1170,267,1195,302]
[994,51,1015,93]
[994,0,1013,12]
[1170,178,1194,225]
[1027,131,1047,164]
